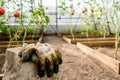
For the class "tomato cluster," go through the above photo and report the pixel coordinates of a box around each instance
[0,7,5,15]
[0,7,20,18]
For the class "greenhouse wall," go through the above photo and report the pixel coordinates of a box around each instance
[0,0,120,34]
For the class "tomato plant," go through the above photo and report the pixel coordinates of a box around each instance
[30,4,50,32]
[58,1,69,16]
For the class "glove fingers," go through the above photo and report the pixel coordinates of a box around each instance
[35,50,46,77]
[46,56,54,78]
[38,61,46,77]
[55,51,62,65]
[50,54,59,74]
[37,54,46,78]
[53,60,59,74]
[51,54,59,65]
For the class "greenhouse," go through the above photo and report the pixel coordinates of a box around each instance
[0,0,120,80]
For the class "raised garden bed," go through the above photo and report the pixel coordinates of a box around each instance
[0,40,38,51]
[77,42,120,74]
[63,35,115,46]
[95,47,120,60]
[0,34,43,51]
[0,35,40,41]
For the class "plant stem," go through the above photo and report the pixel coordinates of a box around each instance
[115,25,120,60]
[103,29,106,39]
[69,16,74,40]
[112,0,120,60]
[101,0,111,34]
[32,26,35,40]
[7,28,12,48]
[86,23,89,38]
[93,15,97,30]
[20,0,23,26]
[88,0,97,30]
[23,28,27,44]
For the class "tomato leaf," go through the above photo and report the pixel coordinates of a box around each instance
[1,0,5,6]
[45,16,50,24]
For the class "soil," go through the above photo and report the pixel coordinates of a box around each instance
[95,47,120,61]
[43,35,120,80]
[1,35,120,80]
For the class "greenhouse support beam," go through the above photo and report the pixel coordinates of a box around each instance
[57,17,80,19]
[56,0,59,35]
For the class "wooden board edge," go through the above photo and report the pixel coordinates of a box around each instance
[0,74,4,80]
[63,36,72,43]
[77,42,120,74]
[62,35,115,44]
[0,40,39,51]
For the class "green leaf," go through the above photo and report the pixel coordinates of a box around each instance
[29,10,33,13]
[33,11,39,16]
[58,5,63,8]
[0,29,2,33]
[12,0,16,4]
[65,6,68,9]
[63,7,66,10]
[45,16,50,24]
[43,26,47,32]
[61,2,65,5]
[1,0,5,6]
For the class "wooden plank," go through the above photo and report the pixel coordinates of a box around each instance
[81,41,115,47]
[77,42,120,74]
[0,74,4,80]
[71,39,115,44]
[63,36,115,44]
[0,35,40,41]
[0,41,37,51]
[0,35,43,51]
[0,45,22,51]
[63,36,72,43]
[0,40,38,45]
[65,35,115,38]
[73,38,115,42]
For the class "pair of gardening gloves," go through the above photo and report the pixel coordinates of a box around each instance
[19,42,62,78]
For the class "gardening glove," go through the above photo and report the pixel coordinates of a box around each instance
[36,43,62,77]
[19,43,63,78]
[36,43,54,77]
[36,43,62,65]
[43,43,62,64]
[44,43,62,73]
[35,50,46,77]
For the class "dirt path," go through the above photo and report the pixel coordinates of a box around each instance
[43,35,120,80]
